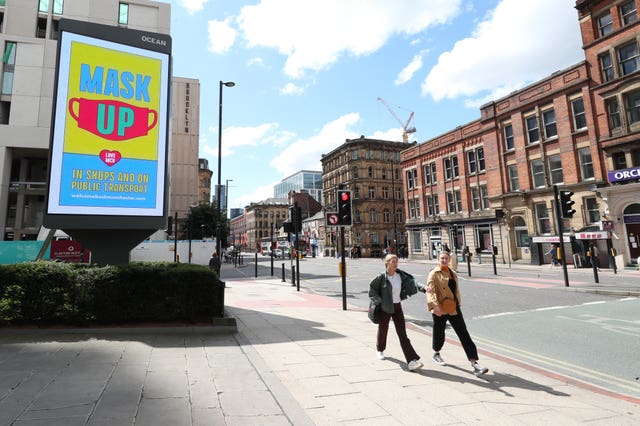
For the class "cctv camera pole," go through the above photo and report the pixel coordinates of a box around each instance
[553,185,570,287]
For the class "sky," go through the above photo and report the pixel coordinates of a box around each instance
[162,0,585,211]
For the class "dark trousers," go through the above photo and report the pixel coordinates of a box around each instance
[432,310,479,361]
[377,303,420,363]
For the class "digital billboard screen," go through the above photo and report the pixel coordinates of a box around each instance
[44,19,171,229]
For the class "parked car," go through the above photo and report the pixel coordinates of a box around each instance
[271,248,283,257]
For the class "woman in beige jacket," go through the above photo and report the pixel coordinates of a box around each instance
[426,251,488,376]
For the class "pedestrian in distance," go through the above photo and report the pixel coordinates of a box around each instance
[368,254,423,371]
[426,251,489,376]
[208,251,221,275]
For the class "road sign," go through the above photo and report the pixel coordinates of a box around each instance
[326,212,339,226]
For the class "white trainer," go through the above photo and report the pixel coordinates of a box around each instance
[408,359,423,371]
[376,351,386,360]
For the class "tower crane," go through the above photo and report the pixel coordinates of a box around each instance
[377,97,416,143]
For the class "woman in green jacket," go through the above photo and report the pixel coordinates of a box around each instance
[369,254,423,371]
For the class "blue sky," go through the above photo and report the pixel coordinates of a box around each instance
[163,0,584,211]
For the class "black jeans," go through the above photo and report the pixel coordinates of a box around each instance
[377,303,420,363]
[432,310,479,361]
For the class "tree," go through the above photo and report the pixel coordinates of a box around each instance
[182,203,228,243]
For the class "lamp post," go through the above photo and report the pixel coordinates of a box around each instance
[217,81,235,261]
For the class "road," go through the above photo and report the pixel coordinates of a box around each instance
[248,254,640,399]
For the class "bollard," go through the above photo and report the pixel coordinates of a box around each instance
[291,265,296,286]
[281,263,285,282]
[254,252,258,278]
[270,255,274,276]
[467,254,472,277]
[492,252,497,275]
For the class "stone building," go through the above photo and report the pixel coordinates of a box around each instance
[321,136,408,258]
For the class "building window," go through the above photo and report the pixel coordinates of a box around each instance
[383,208,391,223]
[411,230,422,253]
[381,168,387,180]
[368,166,374,178]
[530,159,545,188]
[525,115,539,144]
[425,194,439,217]
[514,217,530,247]
[585,197,600,223]
[423,162,436,186]
[352,166,359,178]
[613,151,627,169]
[369,209,377,223]
[351,149,358,160]
[381,186,389,199]
[396,208,403,224]
[625,90,640,125]
[535,203,551,234]
[620,0,638,26]
[354,209,361,223]
[504,123,514,150]
[542,108,557,139]
[598,12,613,37]
[548,154,563,184]
[600,52,614,82]
[578,148,594,180]
[571,97,587,130]
[618,41,639,76]
[1,41,16,95]
[406,168,418,189]
[39,0,63,14]
[471,186,488,210]
[444,155,459,180]
[370,233,378,244]
[368,186,375,199]
[353,185,360,199]
[408,199,420,219]
[606,97,621,130]
[446,190,462,213]
[467,148,485,174]
[508,164,520,191]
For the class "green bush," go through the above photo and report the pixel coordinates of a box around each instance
[0,261,224,326]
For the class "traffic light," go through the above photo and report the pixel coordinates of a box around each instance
[559,190,576,218]
[289,206,302,233]
[167,216,173,236]
[337,190,352,226]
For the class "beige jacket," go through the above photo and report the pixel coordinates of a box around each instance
[426,265,462,315]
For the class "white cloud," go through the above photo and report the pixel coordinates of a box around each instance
[394,54,424,85]
[248,57,265,67]
[235,183,278,207]
[201,123,288,158]
[270,113,362,176]
[179,0,209,14]
[237,0,461,78]
[280,82,304,95]
[422,0,584,101]
[208,17,237,53]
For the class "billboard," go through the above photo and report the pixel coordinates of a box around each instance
[44,19,171,229]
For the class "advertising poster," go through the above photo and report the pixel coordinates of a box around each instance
[46,21,170,221]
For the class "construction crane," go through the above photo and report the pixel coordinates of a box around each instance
[377,97,416,143]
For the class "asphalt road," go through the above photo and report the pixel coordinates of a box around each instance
[251,255,640,399]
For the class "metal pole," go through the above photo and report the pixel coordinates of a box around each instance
[340,226,347,311]
[553,185,570,287]
[295,203,300,291]
[216,81,223,262]
[174,211,178,263]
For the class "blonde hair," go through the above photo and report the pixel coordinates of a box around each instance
[384,254,398,265]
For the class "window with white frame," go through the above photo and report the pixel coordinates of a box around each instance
[548,154,563,184]
[351,149,358,160]
[370,233,378,244]
[383,208,391,223]
[525,114,539,144]
[396,208,403,224]
[467,147,485,174]
[471,187,481,211]
[395,186,402,200]
[368,166,374,178]
[481,185,489,209]
[368,186,375,198]
[447,190,462,213]
[578,148,594,179]
[571,97,587,130]
[406,168,418,189]
[408,198,420,219]
[508,164,520,191]
[412,230,422,252]
[354,209,361,223]
[530,159,545,188]
[426,194,439,217]
[1,41,16,95]
[352,166,359,178]
[598,11,613,36]
[444,155,459,180]
[381,168,387,180]
[542,108,557,139]
[504,123,515,150]
[354,186,360,199]
[535,202,551,234]
[423,162,436,185]
[620,0,638,26]
[381,186,389,199]
[585,197,600,223]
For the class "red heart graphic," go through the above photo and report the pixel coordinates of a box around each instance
[99,150,122,166]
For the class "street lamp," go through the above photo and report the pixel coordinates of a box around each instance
[217,81,235,261]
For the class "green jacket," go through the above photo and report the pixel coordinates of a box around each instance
[368,269,422,314]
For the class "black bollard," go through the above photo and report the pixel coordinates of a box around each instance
[270,255,274,276]
[282,263,285,282]
[467,254,472,277]
[254,252,258,278]
[291,265,296,286]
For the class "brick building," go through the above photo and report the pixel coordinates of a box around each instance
[401,0,640,267]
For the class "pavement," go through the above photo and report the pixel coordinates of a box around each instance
[0,258,638,425]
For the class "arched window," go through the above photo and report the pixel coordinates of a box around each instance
[514,216,530,247]
[353,166,359,178]
[369,209,378,223]
[383,208,390,223]
[368,166,374,178]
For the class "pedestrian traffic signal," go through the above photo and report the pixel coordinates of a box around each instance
[337,190,352,226]
[559,190,576,218]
